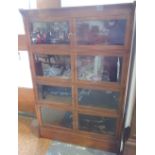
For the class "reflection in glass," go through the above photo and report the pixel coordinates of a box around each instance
[41,107,73,128]
[78,88,119,109]
[77,56,122,82]
[77,19,126,45]
[38,85,72,104]
[31,21,70,44]
[79,114,116,135]
[34,54,71,79]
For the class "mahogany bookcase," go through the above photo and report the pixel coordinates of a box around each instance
[20,3,135,153]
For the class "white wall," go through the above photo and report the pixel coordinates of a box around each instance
[61,0,134,7]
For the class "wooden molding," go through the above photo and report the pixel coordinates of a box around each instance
[18,87,35,112]
[123,138,136,155]
[18,35,27,51]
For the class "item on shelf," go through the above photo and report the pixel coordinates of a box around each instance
[78,56,99,81]
[61,112,72,128]
[31,22,69,44]
[61,65,71,79]
[77,56,104,81]
[35,54,71,78]
[77,21,110,45]
[78,56,122,82]
[102,71,110,81]
[78,89,91,102]
[77,19,126,45]
[31,28,47,44]
[43,66,64,76]
[31,32,38,44]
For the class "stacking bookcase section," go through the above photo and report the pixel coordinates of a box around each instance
[41,106,73,129]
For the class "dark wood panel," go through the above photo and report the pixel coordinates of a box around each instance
[18,87,35,112]
[20,3,135,18]
[40,126,119,152]
[123,139,136,155]
[31,44,71,52]
[78,106,118,118]
[37,102,73,111]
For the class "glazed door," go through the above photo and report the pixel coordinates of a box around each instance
[74,15,131,50]
[33,53,72,80]
[30,21,70,45]
[27,17,73,49]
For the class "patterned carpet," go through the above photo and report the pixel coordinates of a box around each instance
[46,141,116,155]
[18,115,51,155]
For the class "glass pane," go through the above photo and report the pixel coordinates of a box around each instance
[31,21,70,44]
[41,107,73,128]
[38,85,72,104]
[34,54,71,79]
[78,88,119,109]
[77,56,122,82]
[79,114,116,135]
[76,19,126,45]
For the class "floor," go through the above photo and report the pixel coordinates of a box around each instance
[18,115,116,155]
[18,115,51,155]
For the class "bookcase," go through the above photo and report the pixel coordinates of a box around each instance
[20,3,135,152]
